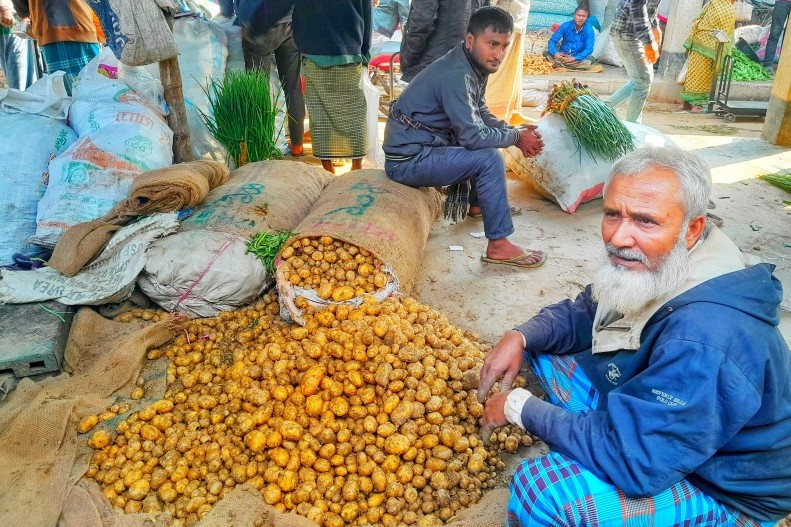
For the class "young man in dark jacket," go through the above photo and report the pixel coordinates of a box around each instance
[384,6,546,270]
[479,146,791,525]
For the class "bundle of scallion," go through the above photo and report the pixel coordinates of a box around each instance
[246,230,295,274]
[200,70,283,166]
[543,80,635,161]
[760,173,791,193]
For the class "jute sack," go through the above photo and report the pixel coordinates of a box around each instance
[276,169,442,324]
[138,161,332,317]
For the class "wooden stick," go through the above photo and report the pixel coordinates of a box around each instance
[159,12,193,163]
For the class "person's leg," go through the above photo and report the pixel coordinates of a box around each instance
[386,147,543,263]
[526,353,601,414]
[763,1,791,67]
[1,32,37,90]
[39,41,99,94]
[606,35,652,122]
[273,27,305,155]
[507,451,773,527]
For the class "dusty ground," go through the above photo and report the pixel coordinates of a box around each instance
[322,103,791,346]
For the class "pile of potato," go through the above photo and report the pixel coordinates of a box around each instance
[279,236,390,304]
[523,54,556,75]
[82,294,535,527]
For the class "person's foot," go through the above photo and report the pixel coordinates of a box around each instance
[485,238,543,264]
[321,160,335,174]
[289,143,304,157]
[682,101,693,111]
[351,158,363,170]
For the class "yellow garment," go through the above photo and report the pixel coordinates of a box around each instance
[485,31,526,123]
[681,0,735,104]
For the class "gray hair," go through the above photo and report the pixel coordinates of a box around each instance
[605,146,712,222]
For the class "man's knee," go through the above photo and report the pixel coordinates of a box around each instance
[510,453,585,517]
[474,148,505,173]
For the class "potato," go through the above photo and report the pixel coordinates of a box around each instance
[78,415,99,434]
[301,365,325,396]
[88,430,112,449]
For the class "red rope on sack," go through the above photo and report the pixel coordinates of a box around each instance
[172,238,235,313]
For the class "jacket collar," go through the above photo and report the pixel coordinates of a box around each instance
[591,227,747,354]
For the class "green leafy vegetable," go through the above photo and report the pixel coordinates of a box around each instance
[199,70,284,166]
[730,49,773,82]
[760,173,791,193]
[245,231,296,274]
[543,80,635,161]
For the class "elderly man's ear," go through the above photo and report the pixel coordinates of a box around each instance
[685,215,707,249]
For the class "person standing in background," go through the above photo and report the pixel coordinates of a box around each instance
[237,0,306,157]
[291,0,370,174]
[680,0,735,112]
[373,0,410,40]
[399,0,472,82]
[10,0,99,93]
[0,0,38,90]
[762,0,790,73]
[485,0,530,124]
[604,0,661,123]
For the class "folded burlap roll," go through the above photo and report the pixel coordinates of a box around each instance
[49,161,230,277]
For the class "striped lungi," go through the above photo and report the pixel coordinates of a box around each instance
[41,41,100,92]
[507,353,776,527]
[302,60,368,160]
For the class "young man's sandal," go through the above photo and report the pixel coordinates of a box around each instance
[468,206,522,218]
[481,249,547,269]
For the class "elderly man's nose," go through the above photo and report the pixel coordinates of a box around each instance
[609,221,635,247]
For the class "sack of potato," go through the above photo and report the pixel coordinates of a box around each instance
[276,170,442,325]
[139,161,332,317]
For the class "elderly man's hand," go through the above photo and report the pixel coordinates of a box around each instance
[480,390,510,445]
[478,330,525,403]
[0,9,14,28]
[516,125,543,158]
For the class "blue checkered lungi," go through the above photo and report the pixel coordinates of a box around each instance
[40,41,100,92]
[506,354,776,527]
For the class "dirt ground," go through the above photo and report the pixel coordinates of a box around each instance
[326,103,791,346]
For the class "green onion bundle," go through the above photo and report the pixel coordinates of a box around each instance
[760,173,791,193]
[543,80,635,161]
[245,230,295,274]
[200,70,283,166]
[730,49,773,82]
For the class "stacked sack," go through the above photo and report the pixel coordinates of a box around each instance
[32,49,174,247]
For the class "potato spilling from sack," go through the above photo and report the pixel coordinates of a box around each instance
[280,236,390,303]
[87,294,535,526]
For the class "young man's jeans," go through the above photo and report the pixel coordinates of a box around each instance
[763,0,791,67]
[242,22,306,145]
[385,146,515,240]
[605,32,653,123]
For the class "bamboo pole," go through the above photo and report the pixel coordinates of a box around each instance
[159,12,193,163]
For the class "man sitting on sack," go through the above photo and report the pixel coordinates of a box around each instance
[544,5,597,70]
[477,146,791,526]
[383,6,547,270]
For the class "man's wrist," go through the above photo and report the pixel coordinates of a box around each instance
[504,388,532,428]
[510,329,527,349]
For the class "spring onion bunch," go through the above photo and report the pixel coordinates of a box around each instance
[200,70,284,166]
[246,230,296,274]
[543,80,635,161]
[760,173,791,193]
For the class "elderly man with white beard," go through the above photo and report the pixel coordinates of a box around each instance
[478,146,791,527]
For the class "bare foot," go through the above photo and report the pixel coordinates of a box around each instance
[321,160,335,174]
[351,158,363,170]
[468,206,482,216]
[486,238,544,265]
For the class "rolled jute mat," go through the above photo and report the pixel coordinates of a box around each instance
[48,160,230,277]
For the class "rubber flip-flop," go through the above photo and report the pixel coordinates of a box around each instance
[469,206,522,219]
[481,249,547,269]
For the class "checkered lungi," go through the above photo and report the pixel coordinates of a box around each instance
[506,353,776,527]
[302,59,368,160]
[41,41,100,92]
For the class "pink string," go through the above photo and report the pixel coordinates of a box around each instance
[173,238,235,312]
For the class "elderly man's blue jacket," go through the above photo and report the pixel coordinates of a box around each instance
[515,263,791,522]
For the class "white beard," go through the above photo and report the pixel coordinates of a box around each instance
[592,234,691,317]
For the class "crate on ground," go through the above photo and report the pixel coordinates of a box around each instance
[0,301,75,377]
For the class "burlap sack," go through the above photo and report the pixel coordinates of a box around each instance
[48,161,231,277]
[276,169,442,324]
[139,161,333,317]
[0,308,176,527]
[179,160,331,235]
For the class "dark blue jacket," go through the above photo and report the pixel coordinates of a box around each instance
[515,264,791,522]
[383,43,519,158]
[239,0,370,56]
[547,20,595,61]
